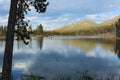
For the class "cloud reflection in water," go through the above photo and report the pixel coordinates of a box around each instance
[0,37,120,80]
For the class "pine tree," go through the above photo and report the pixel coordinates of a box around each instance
[115,18,120,38]
[2,0,49,80]
[37,24,43,35]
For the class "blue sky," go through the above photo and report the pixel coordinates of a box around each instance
[0,0,120,30]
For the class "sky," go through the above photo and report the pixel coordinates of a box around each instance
[0,0,120,30]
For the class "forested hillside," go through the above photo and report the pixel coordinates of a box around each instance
[51,16,120,36]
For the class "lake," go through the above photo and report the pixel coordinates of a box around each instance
[0,36,120,80]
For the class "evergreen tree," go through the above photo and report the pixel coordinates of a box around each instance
[115,18,120,38]
[2,0,49,80]
[37,24,43,35]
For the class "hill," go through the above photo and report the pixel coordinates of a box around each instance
[101,15,120,26]
[56,19,98,32]
[53,16,120,36]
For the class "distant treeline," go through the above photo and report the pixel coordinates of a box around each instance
[0,24,115,37]
[31,23,116,36]
[29,18,120,37]
[33,24,43,36]
[0,26,7,36]
[0,20,119,37]
[43,25,115,36]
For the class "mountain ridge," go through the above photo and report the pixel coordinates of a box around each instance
[55,15,120,32]
[100,15,120,25]
[52,15,120,36]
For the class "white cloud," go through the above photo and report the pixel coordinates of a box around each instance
[86,14,97,20]
[85,11,120,23]
[40,11,120,30]
[86,51,96,57]
[13,61,31,71]
[0,11,119,30]
[0,15,8,25]
[0,0,4,4]
[38,11,119,30]
[40,13,77,30]
[48,0,120,13]
[1,0,120,29]
[26,16,38,21]
[0,0,10,10]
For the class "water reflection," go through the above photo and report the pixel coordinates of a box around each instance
[36,37,43,50]
[22,37,120,80]
[59,39,115,52]
[0,37,120,80]
[115,39,120,59]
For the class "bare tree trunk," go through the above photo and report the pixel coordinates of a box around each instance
[2,0,18,80]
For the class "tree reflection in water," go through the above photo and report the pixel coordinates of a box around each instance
[36,37,43,50]
[1,37,120,80]
[115,39,120,59]
[21,71,120,80]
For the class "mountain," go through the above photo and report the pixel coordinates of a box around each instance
[55,19,98,32]
[53,15,120,36]
[100,15,120,26]
[73,19,98,26]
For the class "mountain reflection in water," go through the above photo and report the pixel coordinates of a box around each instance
[0,37,120,80]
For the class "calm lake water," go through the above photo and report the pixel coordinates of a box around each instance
[0,36,120,80]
